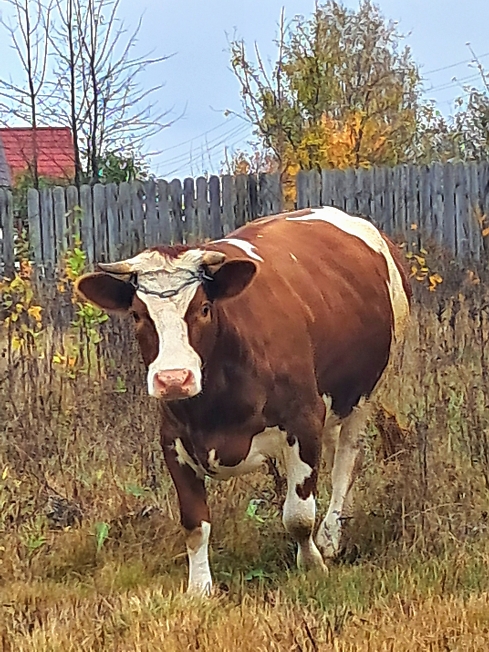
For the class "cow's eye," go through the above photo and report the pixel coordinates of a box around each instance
[201,303,211,318]
[132,312,141,323]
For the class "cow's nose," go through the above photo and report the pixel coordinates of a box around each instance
[153,369,196,398]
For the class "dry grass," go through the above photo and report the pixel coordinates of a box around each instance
[2,274,489,650]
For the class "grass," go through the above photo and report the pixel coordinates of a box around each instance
[2,272,489,650]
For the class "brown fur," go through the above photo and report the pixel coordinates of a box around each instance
[148,244,190,258]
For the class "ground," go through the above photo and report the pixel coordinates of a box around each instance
[1,284,489,651]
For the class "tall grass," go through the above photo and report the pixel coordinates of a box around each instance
[1,263,489,650]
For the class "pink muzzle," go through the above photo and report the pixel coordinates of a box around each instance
[153,369,198,399]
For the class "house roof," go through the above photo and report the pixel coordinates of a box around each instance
[0,127,75,182]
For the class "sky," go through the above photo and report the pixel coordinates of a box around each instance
[1,0,489,179]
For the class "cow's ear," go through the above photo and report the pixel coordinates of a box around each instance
[75,272,135,313]
[204,260,256,301]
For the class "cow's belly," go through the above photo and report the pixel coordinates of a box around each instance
[174,428,286,480]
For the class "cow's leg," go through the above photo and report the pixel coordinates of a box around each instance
[163,445,212,595]
[282,405,326,571]
[316,401,366,560]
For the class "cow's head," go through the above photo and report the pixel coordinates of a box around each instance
[75,247,256,400]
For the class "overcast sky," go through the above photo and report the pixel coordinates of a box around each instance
[1,0,488,178]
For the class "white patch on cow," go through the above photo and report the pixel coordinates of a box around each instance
[316,397,367,559]
[206,428,285,480]
[175,429,285,480]
[174,438,206,478]
[286,207,409,340]
[132,249,206,397]
[186,521,212,595]
[290,252,298,262]
[212,237,264,262]
[140,287,202,397]
[282,439,325,570]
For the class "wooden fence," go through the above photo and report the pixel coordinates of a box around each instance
[1,162,489,276]
[297,162,489,260]
[0,173,282,276]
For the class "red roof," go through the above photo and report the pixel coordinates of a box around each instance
[0,127,75,181]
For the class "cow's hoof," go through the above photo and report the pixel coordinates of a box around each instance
[186,581,213,597]
[315,519,342,560]
[297,540,327,572]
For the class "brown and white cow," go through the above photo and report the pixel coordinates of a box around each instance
[76,206,411,595]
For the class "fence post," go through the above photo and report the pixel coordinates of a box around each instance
[208,176,221,239]
[296,170,309,209]
[27,187,42,269]
[0,189,15,277]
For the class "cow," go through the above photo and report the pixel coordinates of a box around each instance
[75,206,411,596]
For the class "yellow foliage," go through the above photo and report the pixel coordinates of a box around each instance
[27,305,43,322]
[405,247,443,293]
[0,261,44,353]
[281,110,405,205]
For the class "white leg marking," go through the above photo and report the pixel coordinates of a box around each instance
[282,440,325,571]
[316,401,367,559]
[186,521,212,596]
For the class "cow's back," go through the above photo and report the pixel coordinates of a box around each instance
[213,208,410,417]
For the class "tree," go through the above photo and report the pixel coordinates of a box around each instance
[449,49,489,162]
[230,0,425,176]
[0,0,55,188]
[97,148,149,184]
[0,0,171,187]
[47,0,172,185]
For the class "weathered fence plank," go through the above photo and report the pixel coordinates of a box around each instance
[356,168,370,217]
[40,187,55,269]
[157,179,171,245]
[169,178,184,244]
[221,175,235,236]
[183,177,196,244]
[53,186,67,259]
[344,168,356,215]
[144,179,158,248]
[443,163,456,253]
[79,184,94,265]
[296,170,308,209]
[235,174,248,228]
[419,165,431,236]
[195,177,209,241]
[131,181,146,254]
[454,162,469,258]
[0,189,14,277]
[208,175,221,239]
[4,163,488,272]
[466,163,481,260]
[93,183,107,262]
[308,170,321,208]
[27,188,42,267]
[118,182,132,259]
[431,163,444,247]
[65,185,80,250]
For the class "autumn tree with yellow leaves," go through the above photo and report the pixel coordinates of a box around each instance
[230,0,425,184]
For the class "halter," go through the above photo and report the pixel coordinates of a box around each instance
[123,267,214,300]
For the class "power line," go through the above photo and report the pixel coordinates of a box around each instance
[159,115,239,153]
[163,126,253,178]
[423,51,489,76]
[161,129,251,178]
[154,125,249,168]
[155,123,250,170]
[426,72,483,94]
[156,124,251,178]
